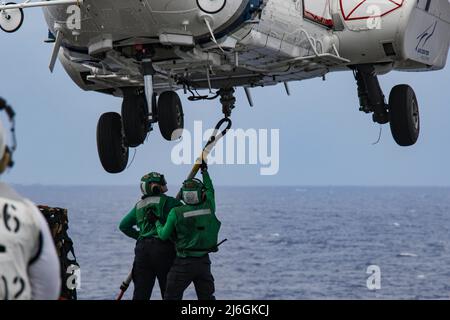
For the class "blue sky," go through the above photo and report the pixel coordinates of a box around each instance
[1,10,450,186]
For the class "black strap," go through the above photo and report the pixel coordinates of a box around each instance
[183,239,228,253]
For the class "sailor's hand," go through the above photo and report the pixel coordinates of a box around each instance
[200,159,208,173]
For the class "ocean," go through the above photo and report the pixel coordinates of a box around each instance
[15,185,450,300]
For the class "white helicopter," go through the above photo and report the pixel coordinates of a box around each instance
[1,0,449,173]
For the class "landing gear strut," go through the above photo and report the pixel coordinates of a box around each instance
[354,65,420,147]
[141,56,184,141]
[354,65,389,125]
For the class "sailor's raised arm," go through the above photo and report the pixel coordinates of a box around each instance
[156,209,176,241]
[201,166,215,211]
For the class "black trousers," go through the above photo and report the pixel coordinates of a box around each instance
[164,255,215,300]
[132,237,176,300]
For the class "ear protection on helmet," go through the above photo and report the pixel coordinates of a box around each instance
[140,172,167,196]
[150,184,162,195]
[0,98,17,170]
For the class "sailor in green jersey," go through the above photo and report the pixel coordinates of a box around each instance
[119,172,182,300]
[155,162,221,300]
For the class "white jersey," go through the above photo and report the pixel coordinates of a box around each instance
[0,183,61,300]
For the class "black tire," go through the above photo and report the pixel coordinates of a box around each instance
[158,91,184,141]
[121,92,149,147]
[97,112,129,174]
[196,0,227,14]
[389,85,420,147]
[0,3,24,33]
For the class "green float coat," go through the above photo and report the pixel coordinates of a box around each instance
[157,171,221,258]
[119,194,182,240]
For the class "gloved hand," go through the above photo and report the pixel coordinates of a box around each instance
[200,158,208,173]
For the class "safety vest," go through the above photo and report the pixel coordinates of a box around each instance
[135,195,168,238]
[0,194,41,300]
[173,201,221,257]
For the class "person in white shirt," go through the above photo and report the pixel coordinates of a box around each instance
[0,98,61,300]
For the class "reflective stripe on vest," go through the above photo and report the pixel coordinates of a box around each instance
[183,209,212,218]
[136,196,161,210]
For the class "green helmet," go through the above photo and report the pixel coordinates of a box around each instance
[181,178,205,205]
[141,172,167,195]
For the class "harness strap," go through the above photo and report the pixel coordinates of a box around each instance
[182,238,228,253]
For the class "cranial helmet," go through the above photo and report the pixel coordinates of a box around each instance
[140,172,167,195]
[181,178,205,205]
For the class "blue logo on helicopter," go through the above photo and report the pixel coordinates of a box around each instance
[416,21,437,56]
